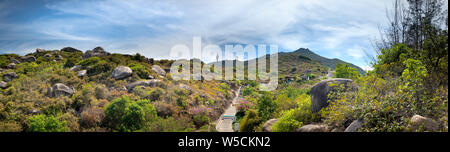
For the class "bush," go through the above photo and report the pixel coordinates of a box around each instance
[130,63,151,79]
[334,63,361,80]
[77,57,101,67]
[133,87,164,101]
[257,93,277,121]
[272,94,318,132]
[87,60,113,76]
[239,109,261,132]
[0,121,22,132]
[121,102,145,131]
[72,83,97,111]
[28,114,68,132]
[103,96,157,132]
[141,116,195,132]
[95,85,109,99]
[272,109,303,132]
[80,107,104,128]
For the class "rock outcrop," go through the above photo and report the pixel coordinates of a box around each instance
[70,65,82,72]
[126,79,163,92]
[36,48,46,53]
[7,63,15,69]
[50,83,74,97]
[0,81,7,89]
[61,47,82,53]
[78,70,87,77]
[20,56,36,62]
[83,47,110,58]
[112,66,132,80]
[407,115,439,132]
[10,58,21,64]
[3,72,18,82]
[310,78,354,112]
[152,65,166,77]
[296,124,329,132]
[344,119,363,132]
[262,119,278,132]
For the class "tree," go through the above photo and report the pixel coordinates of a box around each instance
[334,63,361,79]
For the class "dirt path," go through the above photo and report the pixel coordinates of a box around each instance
[215,86,242,132]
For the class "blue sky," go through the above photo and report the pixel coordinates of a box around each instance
[0,0,395,70]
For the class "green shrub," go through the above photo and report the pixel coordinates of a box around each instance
[72,83,97,111]
[257,93,277,121]
[130,63,151,79]
[193,114,210,128]
[133,87,164,101]
[272,109,303,132]
[28,114,68,132]
[272,94,318,132]
[239,109,261,132]
[103,96,157,132]
[121,102,145,131]
[334,63,361,80]
[77,57,101,67]
[87,60,113,76]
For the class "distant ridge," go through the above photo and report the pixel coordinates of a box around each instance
[292,48,365,74]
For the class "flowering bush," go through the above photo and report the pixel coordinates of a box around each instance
[237,98,251,113]
[188,105,212,116]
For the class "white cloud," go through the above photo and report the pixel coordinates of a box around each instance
[346,45,365,59]
[1,0,394,68]
[361,66,374,72]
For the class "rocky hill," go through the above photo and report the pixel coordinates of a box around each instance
[292,48,365,74]
[0,47,239,132]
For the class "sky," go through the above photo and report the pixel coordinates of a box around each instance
[0,0,396,71]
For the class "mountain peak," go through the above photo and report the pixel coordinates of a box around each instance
[290,48,365,74]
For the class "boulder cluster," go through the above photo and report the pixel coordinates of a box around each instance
[82,47,110,58]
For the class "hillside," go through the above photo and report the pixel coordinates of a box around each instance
[0,47,238,132]
[209,48,362,79]
[292,48,365,74]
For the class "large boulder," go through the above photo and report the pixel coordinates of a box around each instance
[51,83,74,97]
[70,65,82,71]
[262,119,278,132]
[20,56,36,62]
[10,58,21,64]
[35,48,46,53]
[44,54,52,58]
[344,119,363,132]
[7,63,15,69]
[3,72,18,82]
[82,47,110,58]
[0,81,7,89]
[112,66,132,80]
[152,65,166,77]
[61,47,82,53]
[296,124,329,132]
[310,78,354,112]
[126,79,163,92]
[78,70,87,77]
[407,115,439,132]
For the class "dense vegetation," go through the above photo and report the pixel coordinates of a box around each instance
[236,0,448,132]
[0,48,236,132]
[0,0,447,133]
